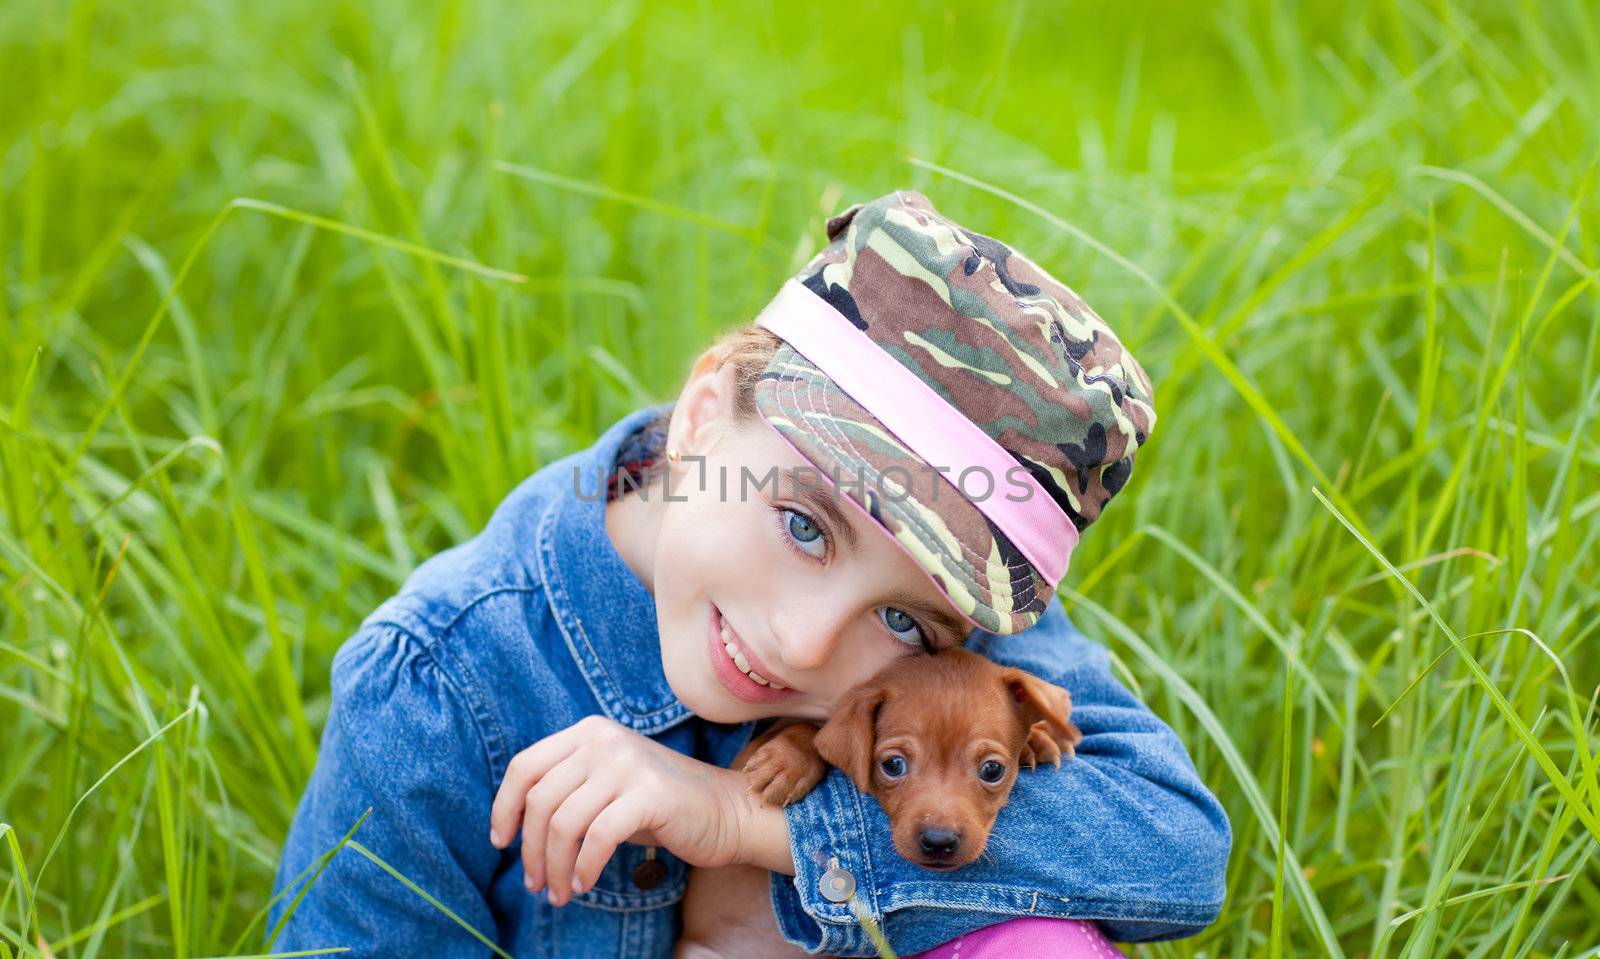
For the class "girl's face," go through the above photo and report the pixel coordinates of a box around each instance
[608,357,973,725]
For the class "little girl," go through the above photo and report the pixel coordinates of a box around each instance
[268,190,1231,958]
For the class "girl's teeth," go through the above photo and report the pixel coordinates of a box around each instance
[721,638,746,674]
[719,628,787,690]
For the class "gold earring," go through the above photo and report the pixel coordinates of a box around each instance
[666,448,681,463]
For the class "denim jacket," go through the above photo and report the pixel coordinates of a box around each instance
[268,401,1231,958]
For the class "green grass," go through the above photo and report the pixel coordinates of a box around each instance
[2,0,1598,955]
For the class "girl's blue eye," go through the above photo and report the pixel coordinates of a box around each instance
[777,506,828,559]
[880,607,925,649]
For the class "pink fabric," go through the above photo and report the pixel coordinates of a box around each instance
[903,917,1125,959]
[754,278,1079,585]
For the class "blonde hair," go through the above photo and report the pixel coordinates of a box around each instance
[708,325,784,424]
[645,325,783,435]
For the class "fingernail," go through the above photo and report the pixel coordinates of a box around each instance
[571,876,583,894]
[546,888,559,906]
[524,874,536,892]
[490,829,502,847]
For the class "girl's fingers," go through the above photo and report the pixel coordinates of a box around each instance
[519,754,594,893]
[542,781,616,907]
[490,730,583,847]
[571,797,645,894]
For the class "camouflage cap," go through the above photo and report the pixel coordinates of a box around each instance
[750,189,1156,637]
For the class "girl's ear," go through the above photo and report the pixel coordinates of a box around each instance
[812,677,889,794]
[669,357,738,461]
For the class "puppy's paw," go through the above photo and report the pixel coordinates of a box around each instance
[1057,718,1082,760]
[1019,723,1057,770]
[1020,719,1082,769]
[742,723,826,806]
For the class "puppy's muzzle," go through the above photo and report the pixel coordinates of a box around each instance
[917,825,964,865]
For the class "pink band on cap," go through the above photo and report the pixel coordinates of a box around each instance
[755,278,1078,585]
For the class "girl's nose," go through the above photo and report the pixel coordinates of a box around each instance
[772,601,854,673]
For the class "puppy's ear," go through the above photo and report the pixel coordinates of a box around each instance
[1001,669,1082,758]
[812,676,888,794]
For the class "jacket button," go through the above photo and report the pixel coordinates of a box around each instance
[632,859,666,890]
[819,865,855,903]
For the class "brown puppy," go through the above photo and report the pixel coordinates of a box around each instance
[674,649,1081,958]
[743,647,1082,870]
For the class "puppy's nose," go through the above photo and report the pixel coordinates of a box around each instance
[917,826,962,858]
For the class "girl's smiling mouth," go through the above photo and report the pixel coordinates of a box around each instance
[708,602,800,704]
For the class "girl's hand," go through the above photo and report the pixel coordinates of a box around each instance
[489,714,759,905]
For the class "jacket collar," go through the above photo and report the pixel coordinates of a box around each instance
[535,401,695,735]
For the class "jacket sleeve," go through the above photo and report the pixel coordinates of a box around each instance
[268,622,502,957]
[766,595,1232,956]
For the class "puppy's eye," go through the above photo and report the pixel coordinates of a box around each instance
[978,760,1006,783]
[879,755,907,779]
